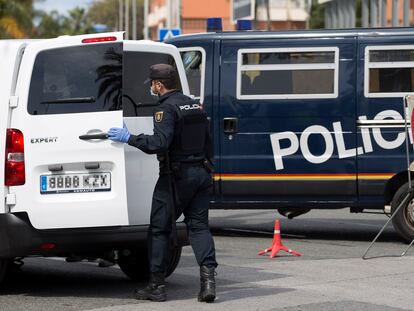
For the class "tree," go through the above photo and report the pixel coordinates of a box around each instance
[0,0,34,38]
[63,7,94,35]
[309,0,361,29]
[309,0,325,29]
[35,10,66,38]
[88,0,144,39]
[88,0,119,31]
[0,0,145,39]
[35,7,94,38]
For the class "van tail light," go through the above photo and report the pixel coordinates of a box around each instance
[5,129,25,186]
[82,36,117,44]
[40,243,56,250]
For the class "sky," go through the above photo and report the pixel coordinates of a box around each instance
[34,0,94,14]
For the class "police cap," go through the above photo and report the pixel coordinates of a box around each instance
[144,64,177,84]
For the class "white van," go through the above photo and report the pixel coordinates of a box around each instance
[0,32,189,283]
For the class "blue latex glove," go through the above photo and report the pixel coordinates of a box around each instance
[108,122,131,143]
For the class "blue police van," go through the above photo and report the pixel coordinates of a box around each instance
[167,23,414,242]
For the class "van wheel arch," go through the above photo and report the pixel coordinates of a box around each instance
[384,172,413,205]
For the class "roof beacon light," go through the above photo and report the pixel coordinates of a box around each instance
[207,18,223,32]
[82,36,117,44]
[237,19,252,31]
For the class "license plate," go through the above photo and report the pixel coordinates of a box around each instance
[40,172,111,194]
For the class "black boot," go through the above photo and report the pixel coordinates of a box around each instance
[198,265,216,303]
[135,272,167,302]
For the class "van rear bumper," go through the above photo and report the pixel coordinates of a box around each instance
[0,212,189,258]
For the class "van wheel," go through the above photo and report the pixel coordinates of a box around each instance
[391,182,414,242]
[165,246,182,277]
[0,258,10,286]
[118,246,182,281]
[118,249,149,281]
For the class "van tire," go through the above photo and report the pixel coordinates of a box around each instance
[118,248,149,281]
[391,182,414,242]
[165,246,182,277]
[0,258,10,286]
[118,246,182,281]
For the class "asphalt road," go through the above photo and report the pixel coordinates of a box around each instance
[0,209,413,311]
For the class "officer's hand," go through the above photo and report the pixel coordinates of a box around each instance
[108,122,131,143]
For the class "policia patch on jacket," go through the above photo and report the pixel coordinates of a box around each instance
[155,111,164,122]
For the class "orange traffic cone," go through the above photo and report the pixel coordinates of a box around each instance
[258,219,302,258]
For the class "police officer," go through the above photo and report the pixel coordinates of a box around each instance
[107,64,217,303]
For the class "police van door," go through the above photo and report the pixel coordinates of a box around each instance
[122,41,190,225]
[218,38,358,205]
[9,34,129,229]
[356,37,414,203]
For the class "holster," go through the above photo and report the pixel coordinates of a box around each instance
[203,159,214,174]
[165,153,178,246]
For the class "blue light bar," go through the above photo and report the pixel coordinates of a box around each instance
[237,19,252,31]
[207,17,223,32]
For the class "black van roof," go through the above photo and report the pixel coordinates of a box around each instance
[166,27,414,43]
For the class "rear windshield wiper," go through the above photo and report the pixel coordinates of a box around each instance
[40,96,96,104]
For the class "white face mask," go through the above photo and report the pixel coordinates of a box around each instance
[150,86,157,97]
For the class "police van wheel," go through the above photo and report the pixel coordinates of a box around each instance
[118,246,182,281]
[391,182,414,243]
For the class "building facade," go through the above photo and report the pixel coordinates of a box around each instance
[385,0,414,26]
[321,0,414,29]
[147,0,309,40]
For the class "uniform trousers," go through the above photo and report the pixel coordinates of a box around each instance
[148,164,217,274]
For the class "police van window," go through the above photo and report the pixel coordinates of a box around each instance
[242,51,335,65]
[179,47,205,101]
[28,43,123,115]
[122,51,181,117]
[366,46,414,97]
[237,47,339,100]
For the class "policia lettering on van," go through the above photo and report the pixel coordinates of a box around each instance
[167,20,414,242]
[0,33,192,285]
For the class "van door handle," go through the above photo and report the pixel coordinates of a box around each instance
[223,118,238,134]
[79,133,108,140]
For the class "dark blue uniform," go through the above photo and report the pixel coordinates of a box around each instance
[127,90,217,274]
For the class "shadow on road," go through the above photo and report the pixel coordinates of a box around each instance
[0,258,295,303]
[210,217,401,243]
[0,260,137,298]
[166,263,294,303]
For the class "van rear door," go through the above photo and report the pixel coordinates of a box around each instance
[10,34,129,229]
[122,40,190,225]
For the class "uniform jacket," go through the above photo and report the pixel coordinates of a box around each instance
[127,90,213,162]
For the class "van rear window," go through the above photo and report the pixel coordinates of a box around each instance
[122,51,181,117]
[28,43,123,115]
